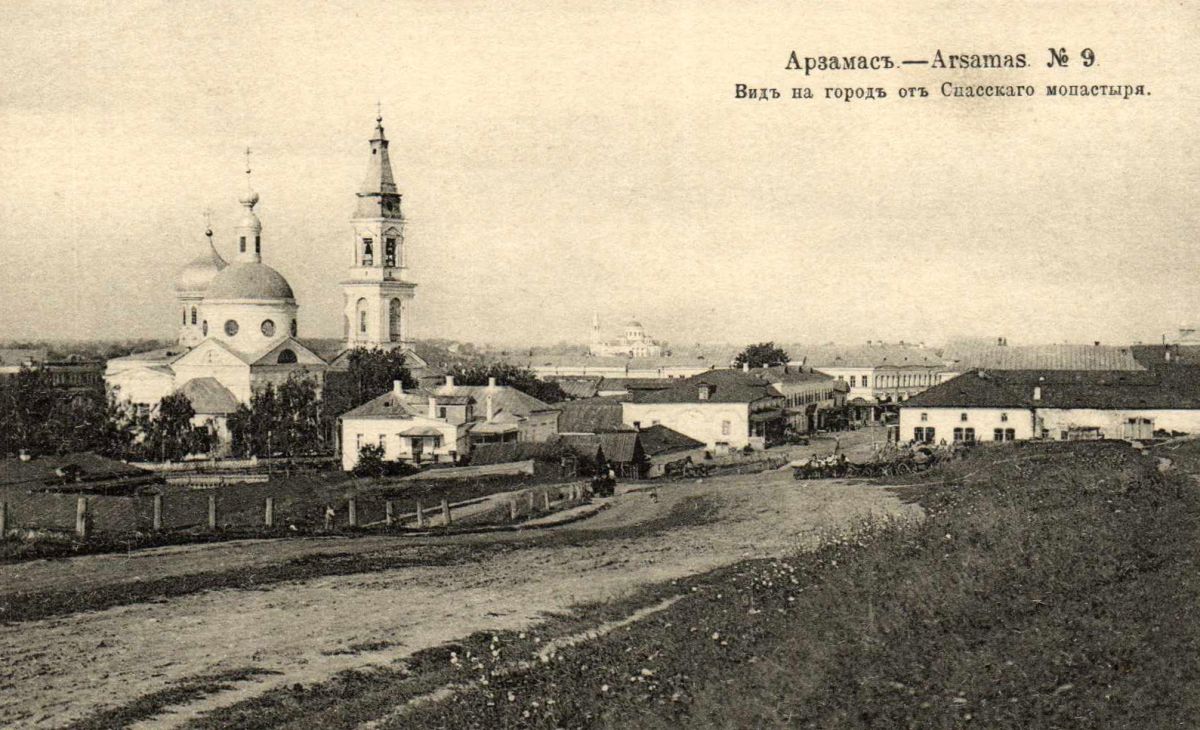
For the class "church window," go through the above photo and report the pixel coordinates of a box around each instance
[261,319,276,337]
[361,238,374,266]
[290,319,297,337]
[239,236,246,253]
[224,319,239,337]
[389,299,402,342]
[190,307,197,325]
[356,298,368,335]
[182,308,187,325]
[202,320,208,336]
[277,349,297,364]
[385,238,396,267]
[255,235,261,254]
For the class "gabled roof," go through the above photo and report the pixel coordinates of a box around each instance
[756,365,837,384]
[555,395,631,433]
[634,370,783,404]
[340,390,424,419]
[902,369,1200,410]
[432,383,552,418]
[248,337,326,367]
[546,376,603,399]
[173,337,254,366]
[637,424,705,457]
[470,441,572,466]
[177,377,239,415]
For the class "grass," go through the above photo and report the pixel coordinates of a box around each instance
[0,468,586,564]
[174,440,1200,728]
[0,494,721,625]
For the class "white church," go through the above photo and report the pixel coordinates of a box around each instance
[105,114,425,440]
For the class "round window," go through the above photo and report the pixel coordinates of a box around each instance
[224,319,239,337]
[261,319,276,337]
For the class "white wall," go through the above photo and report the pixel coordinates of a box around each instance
[341,416,465,471]
[202,300,298,355]
[622,402,751,448]
[899,407,1035,443]
[106,368,175,408]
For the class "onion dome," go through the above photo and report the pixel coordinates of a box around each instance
[205,262,295,301]
[174,228,228,294]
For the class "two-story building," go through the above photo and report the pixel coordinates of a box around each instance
[791,343,950,423]
[621,369,785,451]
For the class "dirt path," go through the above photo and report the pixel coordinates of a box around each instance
[0,471,919,728]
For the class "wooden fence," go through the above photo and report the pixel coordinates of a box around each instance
[0,481,590,541]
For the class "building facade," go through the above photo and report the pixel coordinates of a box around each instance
[589,315,664,358]
[621,370,785,450]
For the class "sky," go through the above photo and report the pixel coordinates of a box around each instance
[1,1,1197,348]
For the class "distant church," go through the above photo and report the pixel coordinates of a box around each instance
[588,314,664,358]
[105,114,426,440]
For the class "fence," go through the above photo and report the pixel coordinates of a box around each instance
[0,480,591,542]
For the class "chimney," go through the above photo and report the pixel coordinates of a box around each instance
[428,396,438,418]
[445,375,455,387]
[1033,386,1042,402]
[486,393,495,421]
[393,379,404,395]
[1166,349,1173,363]
[488,376,497,388]
[1094,341,1100,347]
[742,362,749,372]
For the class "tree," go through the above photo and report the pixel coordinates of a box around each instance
[733,342,791,370]
[142,392,215,462]
[446,363,567,404]
[0,367,59,455]
[352,443,386,478]
[228,374,324,459]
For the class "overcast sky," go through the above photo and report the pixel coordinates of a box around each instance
[1,1,1197,347]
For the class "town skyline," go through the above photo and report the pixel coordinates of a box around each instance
[2,1,1197,348]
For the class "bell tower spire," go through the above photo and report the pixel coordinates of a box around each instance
[342,108,415,351]
[234,146,262,264]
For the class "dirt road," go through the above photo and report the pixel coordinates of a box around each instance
[0,468,919,728]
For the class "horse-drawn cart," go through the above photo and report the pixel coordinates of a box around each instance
[792,445,944,480]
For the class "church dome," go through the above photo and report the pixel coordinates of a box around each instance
[174,232,228,293]
[204,261,295,301]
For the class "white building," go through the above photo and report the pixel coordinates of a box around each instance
[589,315,664,358]
[899,367,1200,444]
[105,115,426,446]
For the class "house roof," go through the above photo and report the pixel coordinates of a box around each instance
[545,376,603,399]
[634,370,783,404]
[555,396,631,433]
[470,441,571,466]
[902,368,1200,410]
[637,424,705,457]
[0,452,154,489]
[790,344,945,369]
[177,377,239,415]
[597,377,677,393]
[339,390,424,419]
[432,383,552,418]
[943,344,1146,371]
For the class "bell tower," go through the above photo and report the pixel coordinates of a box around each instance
[342,110,416,350]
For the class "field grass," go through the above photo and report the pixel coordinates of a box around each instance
[181,440,1200,728]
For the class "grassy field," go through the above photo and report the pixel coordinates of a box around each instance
[165,440,1200,728]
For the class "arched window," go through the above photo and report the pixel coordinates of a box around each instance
[356,298,369,335]
[361,238,374,266]
[182,308,187,325]
[277,349,297,364]
[385,238,396,267]
[239,236,246,253]
[190,307,197,325]
[389,299,402,342]
[342,314,349,339]
[255,235,261,254]
[290,319,297,337]
[202,320,208,336]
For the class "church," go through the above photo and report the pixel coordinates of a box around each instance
[105,114,426,442]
